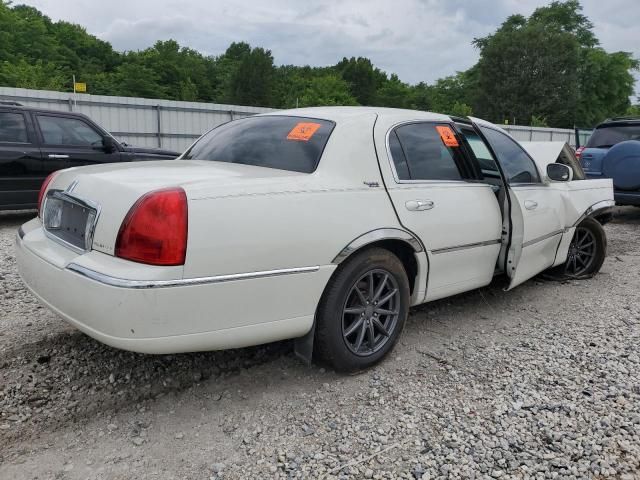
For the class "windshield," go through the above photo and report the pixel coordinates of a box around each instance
[586,124,640,148]
[183,116,335,173]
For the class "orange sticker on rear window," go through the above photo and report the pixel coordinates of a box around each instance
[287,122,322,141]
[436,125,459,147]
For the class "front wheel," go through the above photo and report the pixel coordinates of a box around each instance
[314,248,410,372]
[562,217,607,278]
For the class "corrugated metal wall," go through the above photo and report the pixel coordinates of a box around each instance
[0,87,275,152]
[0,86,580,151]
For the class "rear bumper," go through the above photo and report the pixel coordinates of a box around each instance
[16,220,334,354]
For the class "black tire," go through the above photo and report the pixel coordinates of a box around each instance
[559,216,607,278]
[314,247,410,372]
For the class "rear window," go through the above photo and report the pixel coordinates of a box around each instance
[183,116,335,173]
[586,124,640,148]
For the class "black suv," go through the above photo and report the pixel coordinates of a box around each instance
[0,104,180,210]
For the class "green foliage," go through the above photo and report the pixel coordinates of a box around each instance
[298,74,358,107]
[0,0,636,128]
[472,0,637,128]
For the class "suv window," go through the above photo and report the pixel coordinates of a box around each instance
[0,112,28,143]
[586,124,640,148]
[37,115,103,146]
[182,116,334,174]
[479,126,540,184]
[391,123,463,181]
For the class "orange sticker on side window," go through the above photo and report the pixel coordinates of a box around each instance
[435,125,459,147]
[287,122,322,141]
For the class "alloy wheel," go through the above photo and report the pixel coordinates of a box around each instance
[342,269,400,356]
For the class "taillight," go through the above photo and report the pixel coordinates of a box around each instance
[575,146,585,159]
[38,172,58,216]
[115,188,188,266]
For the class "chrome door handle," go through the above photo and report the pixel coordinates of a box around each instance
[405,200,434,211]
[48,154,70,159]
[524,200,538,210]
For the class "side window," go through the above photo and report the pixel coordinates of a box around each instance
[37,115,103,147]
[0,112,29,143]
[391,123,462,181]
[460,128,500,179]
[388,130,410,180]
[479,126,540,184]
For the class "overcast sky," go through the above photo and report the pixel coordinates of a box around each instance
[21,0,640,95]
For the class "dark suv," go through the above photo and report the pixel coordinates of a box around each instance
[579,117,640,206]
[0,104,180,210]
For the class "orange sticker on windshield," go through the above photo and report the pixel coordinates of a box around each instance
[287,122,321,141]
[436,125,459,147]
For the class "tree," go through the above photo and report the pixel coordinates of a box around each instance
[336,57,383,105]
[298,74,357,107]
[472,0,637,128]
[228,47,275,106]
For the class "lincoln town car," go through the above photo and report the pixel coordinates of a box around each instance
[16,107,614,371]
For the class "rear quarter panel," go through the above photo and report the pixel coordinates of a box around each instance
[183,113,403,278]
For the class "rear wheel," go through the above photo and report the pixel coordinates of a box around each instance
[315,248,409,372]
[562,217,606,278]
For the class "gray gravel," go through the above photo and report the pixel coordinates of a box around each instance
[1,207,639,479]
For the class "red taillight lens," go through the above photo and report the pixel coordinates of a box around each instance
[575,146,585,159]
[38,172,58,216]
[115,188,188,266]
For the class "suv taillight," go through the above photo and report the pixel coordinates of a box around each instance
[575,146,585,159]
[115,188,188,266]
[38,172,58,216]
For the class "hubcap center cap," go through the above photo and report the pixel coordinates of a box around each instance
[365,305,375,317]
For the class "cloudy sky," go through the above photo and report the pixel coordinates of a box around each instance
[21,0,640,94]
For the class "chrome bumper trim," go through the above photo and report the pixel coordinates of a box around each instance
[66,263,320,289]
[431,239,501,255]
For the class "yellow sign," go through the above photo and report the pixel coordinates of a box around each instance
[74,82,87,93]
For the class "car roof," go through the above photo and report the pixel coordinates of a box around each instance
[0,103,88,116]
[260,106,453,123]
[597,116,640,127]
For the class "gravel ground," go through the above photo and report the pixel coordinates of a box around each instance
[1,207,639,480]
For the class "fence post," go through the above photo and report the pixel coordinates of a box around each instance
[229,110,234,121]
[67,97,73,112]
[155,105,162,148]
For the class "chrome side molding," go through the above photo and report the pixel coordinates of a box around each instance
[333,228,423,264]
[66,263,320,289]
[431,239,502,255]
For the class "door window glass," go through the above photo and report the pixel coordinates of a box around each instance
[479,126,540,184]
[391,123,462,181]
[0,112,28,143]
[460,128,500,179]
[37,115,103,146]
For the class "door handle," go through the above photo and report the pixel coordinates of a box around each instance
[48,154,70,159]
[524,200,538,210]
[405,200,434,211]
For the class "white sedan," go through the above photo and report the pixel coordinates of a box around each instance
[16,107,614,371]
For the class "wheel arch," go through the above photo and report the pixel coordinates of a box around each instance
[294,229,426,365]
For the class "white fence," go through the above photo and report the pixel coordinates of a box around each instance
[0,87,275,152]
[0,86,580,152]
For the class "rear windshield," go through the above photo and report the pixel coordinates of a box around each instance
[182,116,335,173]
[586,124,640,148]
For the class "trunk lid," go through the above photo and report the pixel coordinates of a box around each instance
[47,160,310,257]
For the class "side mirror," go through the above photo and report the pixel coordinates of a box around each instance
[102,136,117,153]
[547,163,573,182]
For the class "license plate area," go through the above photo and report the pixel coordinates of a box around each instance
[43,191,99,252]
